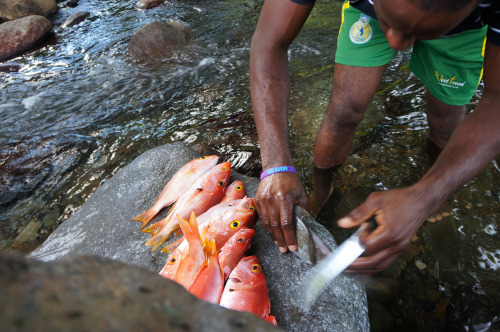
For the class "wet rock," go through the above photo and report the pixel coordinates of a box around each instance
[0,252,280,332]
[0,134,96,207]
[0,0,57,21]
[13,219,42,247]
[30,142,370,331]
[128,21,194,59]
[62,11,90,28]
[63,0,78,7]
[0,62,21,72]
[0,15,51,61]
[135,0,165,9]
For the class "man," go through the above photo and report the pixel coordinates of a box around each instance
[250,0,500,273]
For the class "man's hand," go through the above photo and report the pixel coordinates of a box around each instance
[337,185,436,274]
[254,172,307,253]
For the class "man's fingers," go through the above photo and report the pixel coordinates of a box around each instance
[346,248,399,273]
[338,194,381,229]
[269,204,287,252]
[279,199,297,251]
[258,205,276,243]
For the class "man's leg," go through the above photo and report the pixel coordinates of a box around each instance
[425,89,466,222]
[426,88,466,155]
[307,63,388,217]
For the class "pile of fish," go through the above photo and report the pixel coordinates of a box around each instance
[132,156,277,326]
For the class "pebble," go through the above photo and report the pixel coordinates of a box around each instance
[415,259,427,270]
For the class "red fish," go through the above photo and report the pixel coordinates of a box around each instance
[143,162,231,251]
[219,256,272,320]
[161,198,255,254]
[201,197,256,250]
[221,180,245,202]
[218,227,255,281]
[159,245,183,280]
[188,239,224,304]
[173,213,206,290]
[132,155,219,228]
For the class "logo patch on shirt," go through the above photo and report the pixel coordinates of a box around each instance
[349,14,373,45]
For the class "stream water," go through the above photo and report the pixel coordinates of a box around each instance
[0,0,498,330]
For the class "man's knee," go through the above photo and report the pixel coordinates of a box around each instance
[328,100,366,130]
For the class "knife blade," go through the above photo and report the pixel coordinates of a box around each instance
[293,206,331,265]
[298,218,377,309]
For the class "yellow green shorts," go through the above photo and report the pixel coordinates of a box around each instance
[335,1,487,106]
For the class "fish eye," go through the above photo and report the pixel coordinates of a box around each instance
[169,258,176,263]
[200,156,206,159]
[218,180,225,187]
[249,206,255,211]
[236,186,242,190]
[237,237,244,242]
[221,167,227,171]
[251,264,261,273]
[230,220,241,229]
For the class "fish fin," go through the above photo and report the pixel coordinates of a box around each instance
[142,213,172,235]
[145,222,180,251]
[132,207,160,229]
[145,233,170,252]
[141,222,162,234]
[265,316,278,326]
[161,236,185,253]
[205,238,218,256]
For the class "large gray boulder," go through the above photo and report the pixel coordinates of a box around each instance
[0,252,279,332]
[0,0,57,21]
[30,142,370,331]
[0,15,51,61]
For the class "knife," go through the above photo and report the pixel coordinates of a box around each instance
[298,217,377,309]
[293,206,331,265]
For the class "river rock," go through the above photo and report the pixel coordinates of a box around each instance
[128,21,194,59]
[0,15,51,61]
[0,252,279,332]
[30,142,370,331]
[62,11,90,28]
[135,0,165,9]
[0,0,57,21]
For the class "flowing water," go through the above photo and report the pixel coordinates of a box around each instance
[0,0,498,330]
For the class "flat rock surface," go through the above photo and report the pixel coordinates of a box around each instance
[30,142,370,331]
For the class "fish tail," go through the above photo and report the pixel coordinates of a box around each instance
[132,206,162,229]
[141,222,162,235]
[142,214,171,235]
[161,236,185,253]
[145,233,170,252]
[178,212,201,243]
[145,220,180,251]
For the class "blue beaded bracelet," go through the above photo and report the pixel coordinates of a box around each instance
[260,166,297,180]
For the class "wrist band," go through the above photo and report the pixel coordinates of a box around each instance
[260,166,297,180]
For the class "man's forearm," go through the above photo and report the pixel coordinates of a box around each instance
[250,44,294,170]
